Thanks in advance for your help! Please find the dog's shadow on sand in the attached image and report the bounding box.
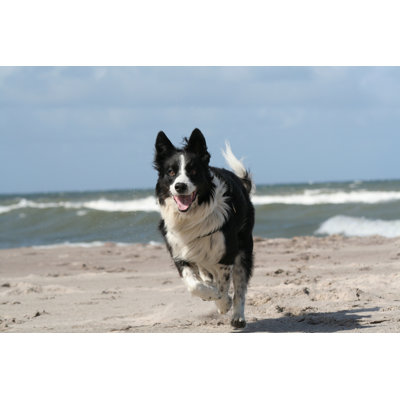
[239,307,380,333]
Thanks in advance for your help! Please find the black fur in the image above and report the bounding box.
[154,128,255,327]
[154,130,215,208]
[210,166,255,281]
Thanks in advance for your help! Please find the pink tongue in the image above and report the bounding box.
[174,194,193,211]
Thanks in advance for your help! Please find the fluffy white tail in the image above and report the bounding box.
[222,141,255,194]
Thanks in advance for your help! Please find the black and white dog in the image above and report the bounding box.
[154,128,255,328]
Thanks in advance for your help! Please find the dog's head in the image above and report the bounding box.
[154,128,212,212]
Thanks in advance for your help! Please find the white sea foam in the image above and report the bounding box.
[82,197,159,212]
[315,215,400,238]
[32,241,132,249]
[252,190,400,205]
[0,198,80,214]
[0,196,159,214]
[76,210,88,216]
[2,189,400,215]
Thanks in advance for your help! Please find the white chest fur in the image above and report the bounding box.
[166,229,226,268]
[160,176,230,272]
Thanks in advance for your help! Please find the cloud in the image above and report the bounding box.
[1,66,400,192]
[0,66,375,109]
[0,66,18,86]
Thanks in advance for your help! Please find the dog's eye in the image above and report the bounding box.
[168,169,176,177]
[190,169,197,176]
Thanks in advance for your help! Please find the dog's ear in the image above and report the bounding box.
[155,131,175,155]
[185,128,211,164]
[154,131,175,171]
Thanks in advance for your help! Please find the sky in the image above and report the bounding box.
[1,66,400,194]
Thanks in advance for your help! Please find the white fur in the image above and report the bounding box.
[222,141,256,194]
[160,175,231,302]
[161,175,230,244]
[181,266,222,300]
[157,136,252,326]
[169,154,196,196]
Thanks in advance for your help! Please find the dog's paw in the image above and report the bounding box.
[216,295,232,314]
[191,285,221,301]
[231,317,246,329]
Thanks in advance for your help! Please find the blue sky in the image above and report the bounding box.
[1,66,400,194]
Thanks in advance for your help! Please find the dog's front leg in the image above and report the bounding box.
[181,266,222,301]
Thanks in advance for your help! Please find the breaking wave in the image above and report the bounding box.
[252,190,400,205]
[0,196,159,214]
[315,215,400,238]
[2,189,400,215]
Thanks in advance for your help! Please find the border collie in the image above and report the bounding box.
[154,128,255,328]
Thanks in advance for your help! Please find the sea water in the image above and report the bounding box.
[1,179,400,249]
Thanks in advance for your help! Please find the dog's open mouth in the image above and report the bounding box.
[173,191,197,212]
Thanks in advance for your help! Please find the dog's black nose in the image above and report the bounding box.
[175,182,188,194]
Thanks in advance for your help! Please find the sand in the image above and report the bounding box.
[1,235,400,332]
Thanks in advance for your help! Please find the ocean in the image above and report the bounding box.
[1,179,400,249]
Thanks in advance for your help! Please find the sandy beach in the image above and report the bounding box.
[1,235,400,333]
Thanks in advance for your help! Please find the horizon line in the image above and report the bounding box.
[2,177,400,197]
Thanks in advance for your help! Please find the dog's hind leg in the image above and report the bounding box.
[214,265,232,314]
[181,266,222,301]
[231,250,253,328]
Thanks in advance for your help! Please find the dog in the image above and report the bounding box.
[153,128,255,328]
